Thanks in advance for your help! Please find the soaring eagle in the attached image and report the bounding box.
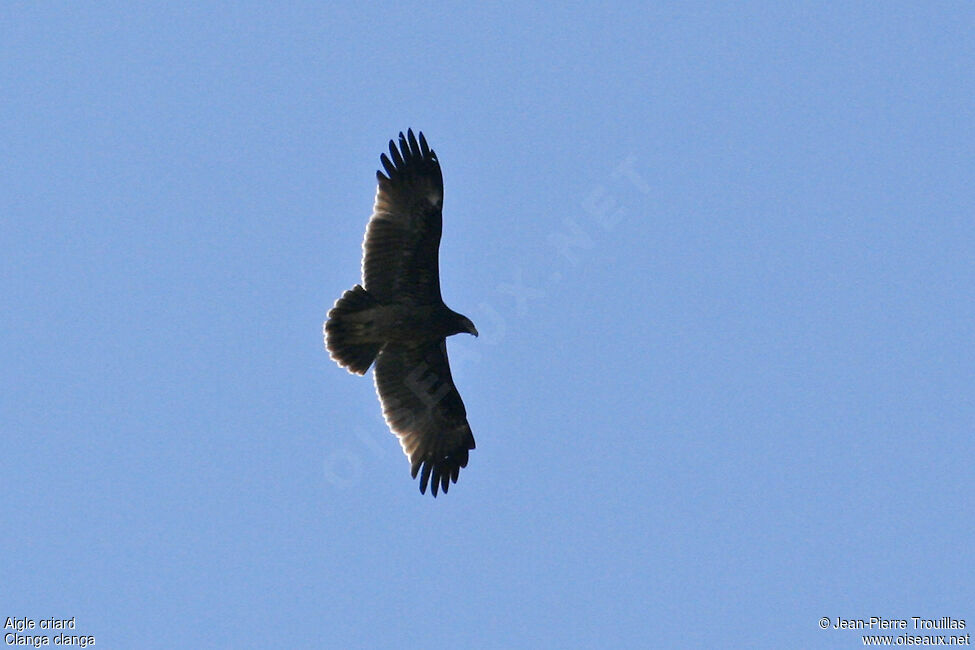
[324,130,478,497]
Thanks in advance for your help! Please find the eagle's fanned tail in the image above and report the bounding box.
[324,284,383,375]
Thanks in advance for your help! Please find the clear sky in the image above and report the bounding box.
[2,3,973,648]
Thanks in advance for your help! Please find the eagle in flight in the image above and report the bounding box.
[324,130,478,497]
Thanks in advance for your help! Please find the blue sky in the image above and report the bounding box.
[2,2,973,648]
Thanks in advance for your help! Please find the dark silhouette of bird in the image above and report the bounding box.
[324,130,478,497]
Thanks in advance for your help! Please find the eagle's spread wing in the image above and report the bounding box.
[362,130,444,304]
[373,340,475,496]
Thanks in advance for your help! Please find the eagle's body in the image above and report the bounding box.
[324,130,477,497]
[337,301,469,345]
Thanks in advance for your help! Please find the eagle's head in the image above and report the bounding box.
[452,312,478,338]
